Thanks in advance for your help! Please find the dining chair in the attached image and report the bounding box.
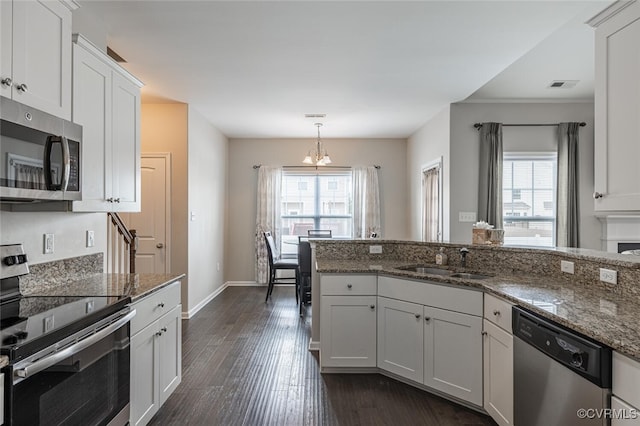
[308,229,332,238]
[297,240,312,317]
[264,231,299,302]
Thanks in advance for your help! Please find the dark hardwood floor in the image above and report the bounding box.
[149,286,496,426]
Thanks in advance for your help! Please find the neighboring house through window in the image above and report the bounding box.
[503,153,557,247]
[280,172,353,256]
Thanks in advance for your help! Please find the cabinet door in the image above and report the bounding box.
[483,319,514,426]
[71,42,111,211]
[131,322,160,426]
[0,1,12,100]
[320,295,377,368]
[423,305,482,406]
[611,396,640,426]
[158,305,182,405]
[377,297,423,383]
[11,0,71,119]
[594,2,640,211]
[111,70,141,211]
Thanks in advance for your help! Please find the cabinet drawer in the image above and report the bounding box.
[131,281,181,335]
[613,351,640,410]
[611,396,640,426]
[321,274,377,296]
[378,276,482,316]
[484,293,513,332]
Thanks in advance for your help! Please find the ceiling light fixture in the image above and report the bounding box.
[303,123,332,166]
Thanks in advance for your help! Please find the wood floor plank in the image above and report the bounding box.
[148,286,496,426]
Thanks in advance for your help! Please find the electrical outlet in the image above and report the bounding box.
[44,233,54,254]
[369,245,383,254]
[217,262,220,272]
[86,300,94,313]
[43,315,55,332]
[560,260,574,274]
[86,230,95,248]
[599,268,617,284]
[459,212,477,223]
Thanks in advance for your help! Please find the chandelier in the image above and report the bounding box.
[303,123,332,166]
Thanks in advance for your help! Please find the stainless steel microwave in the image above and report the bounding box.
[0,97,82,202]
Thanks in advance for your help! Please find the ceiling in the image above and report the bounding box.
[77,1,613,139]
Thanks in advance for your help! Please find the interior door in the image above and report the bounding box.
[122,154,171,274]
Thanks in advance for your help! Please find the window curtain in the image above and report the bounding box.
[353,166,381,238]
[477,122,503,228]
[422,166,440,242]
[255,166,282,284]
[556,122,580,247]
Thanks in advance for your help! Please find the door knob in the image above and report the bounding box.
[157,243,164,248]
[16,83,28,93]
[1,77,12,88]
[593,192,604,199]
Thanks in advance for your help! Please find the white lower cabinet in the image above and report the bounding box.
[612,351,640,426]
[320,295,377,367]
[377,297,424,383]
[320,274,377,368]
[424,305,482,406]
[483,319,513,426]
[130,281,182,426]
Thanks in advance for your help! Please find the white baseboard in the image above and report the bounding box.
[181,282,228,319]
[308,339,320,352]
[226,281,261,286]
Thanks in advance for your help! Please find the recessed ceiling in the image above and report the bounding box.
[77,1,613,138]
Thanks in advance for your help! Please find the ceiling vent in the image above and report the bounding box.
[107,47,127,63]
[548,80,578,89]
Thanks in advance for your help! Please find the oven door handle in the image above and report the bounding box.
[14,309,136,380]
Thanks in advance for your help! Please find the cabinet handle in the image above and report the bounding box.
[16,83,28,93]
[1,77,12,88]
[347,284,353,289]
[415,314,421,319]
[493,310,500,316]
[424,317,430,322]
[593,192,604,199]
[158,302,165,308]
[369,305,375,310]
[156,331,163,337]
[106,197,113,202]
[114,198,121,203]
[157,243,164,249]
[161,327,167,333]
[481,331,488,336]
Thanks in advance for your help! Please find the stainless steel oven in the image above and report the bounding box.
[0,97,82,202]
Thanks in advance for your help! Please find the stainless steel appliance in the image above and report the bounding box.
[1,244,134,425]
[0,97,82,202]
[513,306,612,426]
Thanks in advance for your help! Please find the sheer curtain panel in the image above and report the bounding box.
[255,166,282,284]
[353,166,381,238]
[556,122,580,247]
[422,166,440,242]
[477,123,503,228]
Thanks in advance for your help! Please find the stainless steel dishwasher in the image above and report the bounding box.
[513,306,612,426]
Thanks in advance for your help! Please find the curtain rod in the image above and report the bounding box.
[473,122,586,130]
[253,164,381,169]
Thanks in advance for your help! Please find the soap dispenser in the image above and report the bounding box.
[435,247,448,266]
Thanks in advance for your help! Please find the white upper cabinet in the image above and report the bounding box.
[1,0,74,120]
[71,35,142,212]
[591,1,640,211]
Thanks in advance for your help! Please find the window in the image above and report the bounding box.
[280,172,353,256]
[503,153,557,247]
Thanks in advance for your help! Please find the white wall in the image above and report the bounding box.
[407,106,451,242]
[0,210,106,265]
[187,106,228,314]
[448,102,599,249]
[227,138,408,282]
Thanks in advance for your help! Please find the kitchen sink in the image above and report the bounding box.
[450,272,492,280]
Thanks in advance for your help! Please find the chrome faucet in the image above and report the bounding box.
[459,247,469,267]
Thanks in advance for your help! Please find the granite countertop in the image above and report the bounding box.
[317,259,640,361]
[21,273,185,302]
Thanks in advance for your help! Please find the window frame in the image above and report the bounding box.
[502,152,558,247]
